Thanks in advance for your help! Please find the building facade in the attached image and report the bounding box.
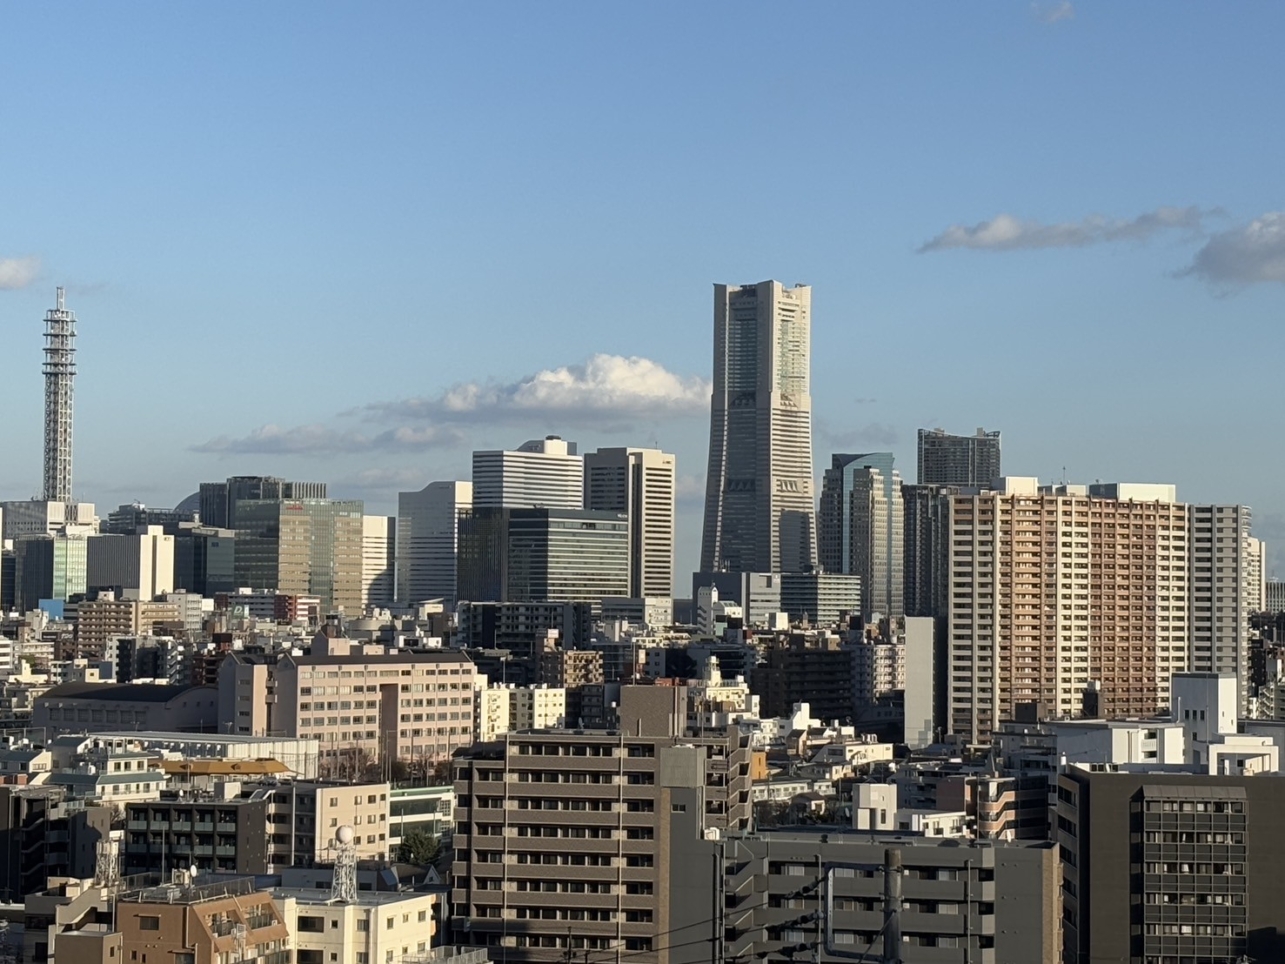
[232,499,365,613]
[472,437,583,509]
[947,480,1190,741]
[584,447,676,598]
[359,515,396,610]
[395,480,472,606]
[450,727,751,962]
[701,280,816,575]
[917,427,1001,486]
[1058,767,1285,964]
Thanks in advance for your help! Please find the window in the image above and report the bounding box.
[356,920,369,932]
[417,911,427,923]
[138,917,160,931]
[387,917,395,930]
[298,916,325,933]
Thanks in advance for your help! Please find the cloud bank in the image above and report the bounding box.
[194,354,709,456]
[0,256,40,290]
[359,353,710,423]
[1180,212,1285,286]
[919,206,1214,253]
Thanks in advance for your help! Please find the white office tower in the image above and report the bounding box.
[472,436,583,509]
[359,515,396,610]
[396,481,472,606]
[42,288,77,504]
[701,281,816,573]
[86,526,175,598]
[1187,505,1257,712]
[583,447,676,598]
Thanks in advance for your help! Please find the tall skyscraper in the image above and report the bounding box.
[583,446,676,598]
[472,437,583,509]
[42,287,77,503]
[902,483,955,618]
[396,481,472,606]
[700,280,816,574]
[817,453,902,619]
[917,427,1002,486]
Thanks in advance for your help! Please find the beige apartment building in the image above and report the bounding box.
[272,638,476,766]
[76,595,182,657]
[947,480,1190,741]
[451,726,752,963]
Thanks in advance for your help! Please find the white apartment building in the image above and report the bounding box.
[273,888,438,964]
[473,682,567,740]
[360,515,396,610]
[472,436,583,509]
[396,480,472,606]
[584,447,676,598]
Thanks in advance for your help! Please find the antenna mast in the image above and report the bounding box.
[42,286,77,503]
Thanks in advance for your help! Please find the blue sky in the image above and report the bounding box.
[3,1,1284,584]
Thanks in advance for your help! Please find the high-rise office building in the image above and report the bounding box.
[42,288,77,504]
[232,499,364,613]
[172,523,237,597]
[947,480,1190,742]
[472,437,583,509]
[1187,504,1256,710]
[458,508,629,604]
[198,476,328,529]
[396,480,472,606]
[359,515,396,610]
[583,446,676,597]
[917,427,1001,486]
[11,529,90,611]
[0,499,96,541]
[700,280,816,574]
[86,526,176,599]
[818,455,902,619]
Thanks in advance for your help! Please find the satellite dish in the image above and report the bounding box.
[336,825,354,845]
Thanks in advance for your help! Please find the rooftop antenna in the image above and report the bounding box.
[330,825,357,903]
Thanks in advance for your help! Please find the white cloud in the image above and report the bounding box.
[195,354,708,457]
[191,423,463,456]
[361,354,710,423]
[1032,1,1074,24]
[919,206,1215,253]
[0,256,40,290]
[1180,212,1285,286]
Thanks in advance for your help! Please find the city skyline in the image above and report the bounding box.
[2,3,1284,583]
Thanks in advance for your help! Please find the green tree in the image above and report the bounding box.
[396,828,440,866]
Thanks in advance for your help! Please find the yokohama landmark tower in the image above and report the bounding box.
[700,280,817,574]
[42,287,77,503]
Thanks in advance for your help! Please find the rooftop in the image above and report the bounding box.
[270,886,435,906]
[38,682,209,703]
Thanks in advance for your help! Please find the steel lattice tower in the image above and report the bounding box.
[42,286,77,503]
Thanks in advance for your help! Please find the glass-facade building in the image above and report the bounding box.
[232,499,364,613]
